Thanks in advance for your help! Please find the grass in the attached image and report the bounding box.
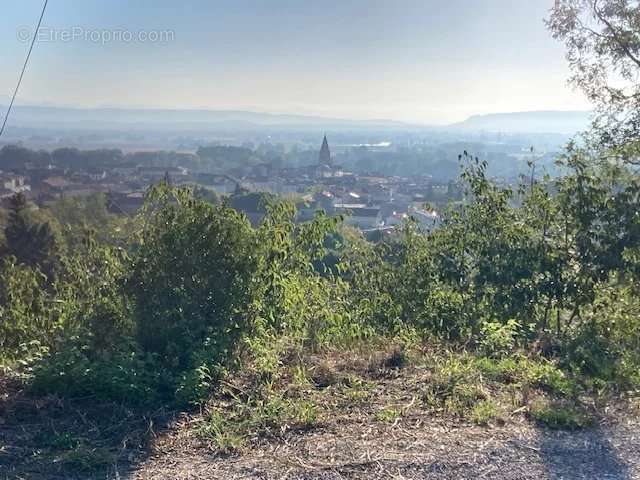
[422,353,488,417]
[375,406,402,423]
[54,446,115,473]
[198,390,319,452]
[529,400,593,430]
[470,399,501,425]
[195,346,605,453]
[0,340,623,479]
[202,345,587,450]
[474,355,577,396]
[417,351,589,426]
[341,378,373,405]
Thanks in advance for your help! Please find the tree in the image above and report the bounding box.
[547,0,640,156]
[1,193,59,278]
[128,185,259,368]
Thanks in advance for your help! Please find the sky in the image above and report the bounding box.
[0,0,591,124]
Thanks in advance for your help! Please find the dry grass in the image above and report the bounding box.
[2,347,640,479]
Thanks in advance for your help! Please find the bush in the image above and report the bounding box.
[565,279,640,390]
[129,186,258,369]
[0,258,53,352]
[31,341,166,406]
[478,319,520,357]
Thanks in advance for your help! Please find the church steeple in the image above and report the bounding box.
[319,134,332,166]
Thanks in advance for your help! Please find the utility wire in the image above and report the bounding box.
[0,0,49,140]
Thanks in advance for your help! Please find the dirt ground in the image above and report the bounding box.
[123,413,640,480]
[2,368,640,480]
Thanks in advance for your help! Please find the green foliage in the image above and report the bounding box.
[479,319,520,357]
[129,185,258,368]
[1,149,639,419]
[31,341,164,405]
[470,399,500,426]
[2,193,61,278]
[565,277,640,390]
[529,400,592,430]
[48,193,130,248]
[199,390,318,452]
[423,353,488,417]
[548,0,640,152]
[375,406,402,423]
[0,258,53,351]
[474,355,575,396]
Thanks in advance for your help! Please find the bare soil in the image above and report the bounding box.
[130,415,640,480]
[2,363,640,480]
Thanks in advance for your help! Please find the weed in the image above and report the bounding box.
[198,391,318,451]
[310,360,339,388]
[382,346,408,369]
[55,446,114,473]
[423,353,487,416]
[475,355,577,396]
[342,379,372,405]
[199,410,247,453]
[470,399,500,425]
[529,400,592,430]
[479,319,520,357]
[375,406,402,423]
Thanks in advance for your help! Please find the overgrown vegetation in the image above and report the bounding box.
[3,5,640,475]
[1,145,639,427]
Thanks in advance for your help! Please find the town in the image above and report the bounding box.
[0,135,470,233]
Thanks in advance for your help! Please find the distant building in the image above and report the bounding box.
[319,134,332,167]
[0,173,30,198]
[107,191,146,214]
[195,173,238,195]
[39,176,73,198]
[334,203,383,230]
[138,166,188,183]
[410,206,441,232]
[315,135,344,178]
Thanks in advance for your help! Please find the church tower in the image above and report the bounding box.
[318,134,332,166]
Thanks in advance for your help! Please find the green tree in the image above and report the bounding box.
[547,0,640,155]
[128,185,259,368]
[1,193,60,278]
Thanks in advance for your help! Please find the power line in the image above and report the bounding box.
[0,0,49,140]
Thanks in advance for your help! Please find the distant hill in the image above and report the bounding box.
[0,105,412,132]
[450,111,592,134]
[0,105,593,137]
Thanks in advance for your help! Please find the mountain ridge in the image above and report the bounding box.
[449,110,592,134]
[0,104,593,134]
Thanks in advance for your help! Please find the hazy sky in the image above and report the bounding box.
[0,0,590,124]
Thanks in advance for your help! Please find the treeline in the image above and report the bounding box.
[0,145,200,171]
[1,145,639,406]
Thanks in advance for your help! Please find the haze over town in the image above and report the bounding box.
[1,0,590,124]
[0,1,595,234]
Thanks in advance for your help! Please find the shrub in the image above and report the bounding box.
[565,279,640,390]
[31,340,165,405]
[129,186,258,369]
[478,319,520,357]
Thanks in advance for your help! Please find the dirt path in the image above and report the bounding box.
[123,416,640,480]
[3,360,640,480]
